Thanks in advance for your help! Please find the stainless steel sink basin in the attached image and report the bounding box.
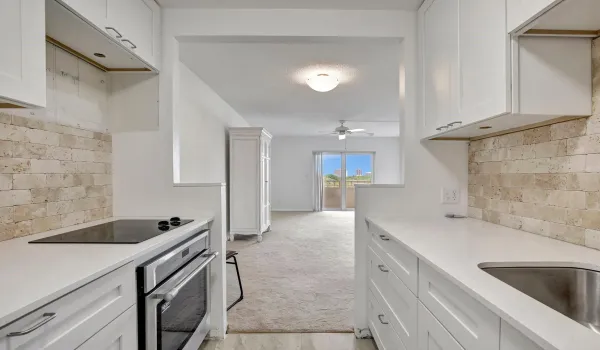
[481,265,600,333]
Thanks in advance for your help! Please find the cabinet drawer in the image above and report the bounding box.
[418,263,500,350]
[418,302,464,350]
[368,291,407,350]
[370,226,418,294]
[368,249,418,350]
[77,306,137,350]
[0,263,135,350]
[500,320,542,350]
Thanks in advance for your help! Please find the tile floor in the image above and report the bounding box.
[199,333,377,350]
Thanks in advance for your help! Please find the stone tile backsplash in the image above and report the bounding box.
[468,38,600,250]
[0,112,112,242]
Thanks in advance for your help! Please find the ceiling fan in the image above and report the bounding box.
[323,120,373,140]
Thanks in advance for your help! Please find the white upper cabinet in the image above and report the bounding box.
[0,0,46,108]
[459,0,509,126]
[507,0,560,33]
[420,0,460,135]
[106,0,159,68]
[419,0,592,140]
[48,0,161,71]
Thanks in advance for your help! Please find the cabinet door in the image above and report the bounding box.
[0,0,46,108]
[107,0,158,66]
[418,303,464,350]
[459,0,510,125]
[500,321,542,350]
[506,0,560,33]
[61,0,108,29]
[421,0,460,135]
[77,306,137,350]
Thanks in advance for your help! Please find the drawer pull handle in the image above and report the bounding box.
[7,313,56,337]
[379,235,390,241]
[105,27,123,38]
[121,39,137,49]
[377,314,389,325]
[378,265,389,272]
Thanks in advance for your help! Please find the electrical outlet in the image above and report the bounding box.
[441,188,460,204]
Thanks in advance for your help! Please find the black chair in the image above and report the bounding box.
[226,250,244,311]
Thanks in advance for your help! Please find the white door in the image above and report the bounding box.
[107,0,156,65]
[0,0,46,108]
[421,0,460,134]
[500,321,543,350]
[418,303,464,350]
[459,0,510,125]
[77,307,137,350]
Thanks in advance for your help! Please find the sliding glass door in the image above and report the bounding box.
[318,152,374,211]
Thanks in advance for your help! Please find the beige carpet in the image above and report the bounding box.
[226,211,354,333]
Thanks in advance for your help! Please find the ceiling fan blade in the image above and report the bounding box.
[348,128,366,132]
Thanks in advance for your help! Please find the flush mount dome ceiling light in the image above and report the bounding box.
[306,73,339,92]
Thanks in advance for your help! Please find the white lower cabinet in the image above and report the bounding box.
[418,302,464,350]
[418,263,500,350]
[368,291,408,350]
[500,321,543,350]
[77,306,137,350]
[0,263,135,350]
[367,224,545,350]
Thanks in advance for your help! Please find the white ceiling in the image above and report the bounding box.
[157,0,424,10]
[179,37,402,137]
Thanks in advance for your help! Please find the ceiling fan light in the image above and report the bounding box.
[338,134,346,140]
[306,73,339,92]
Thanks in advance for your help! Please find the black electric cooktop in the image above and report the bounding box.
[29,218,193,244]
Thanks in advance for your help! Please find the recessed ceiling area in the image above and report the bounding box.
[157,0,424,10]
[179,37,402,137]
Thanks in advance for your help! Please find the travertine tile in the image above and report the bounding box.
[566,173,600,191]
[566,134,600,155]
[547,222,585,244]
[468,207,483,219]
[546,190,587,209]
[61,211,85,227]
[31,216,61,234]
[0,124,27,142]
[0,158,31,173]
[586,154,600,172]
[57,186,86,201]
[24,128,60,146]
[0,190,31,207]
[534,140,567,158]
[550,118,587,140]
[13,203,47,222]
[30,188,60,204]
[0,174,11,190]
[0,221,32,240]
[0,112,111,242]
[582,210,600,230]
[535,174,567,190]
[524,126,551,145]
[29,159,62,174]
[47,201,75,216]
[0,141,13,157]
[587,192,600,210]
[585,229,600,249]
[13,174,46,189]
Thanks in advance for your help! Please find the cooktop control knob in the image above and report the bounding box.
[158,225,170,231]
[158,220,169,226]
[170,217,181,222]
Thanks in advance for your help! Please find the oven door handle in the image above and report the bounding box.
[152,251,218,302]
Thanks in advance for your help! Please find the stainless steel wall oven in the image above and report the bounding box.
[137,228,217,350]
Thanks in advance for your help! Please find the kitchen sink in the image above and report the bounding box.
[481,265,600,334]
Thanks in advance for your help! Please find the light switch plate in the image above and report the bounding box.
[441,188,460,204]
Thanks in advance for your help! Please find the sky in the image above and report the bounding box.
[323,154,372,176]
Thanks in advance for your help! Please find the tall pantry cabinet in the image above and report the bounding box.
[229,128,272,243]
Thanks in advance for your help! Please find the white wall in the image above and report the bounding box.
[174,61,248,184]
[271,136,401,211]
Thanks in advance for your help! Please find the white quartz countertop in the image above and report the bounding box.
[366,216,600,350]
[0,215,214,329]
